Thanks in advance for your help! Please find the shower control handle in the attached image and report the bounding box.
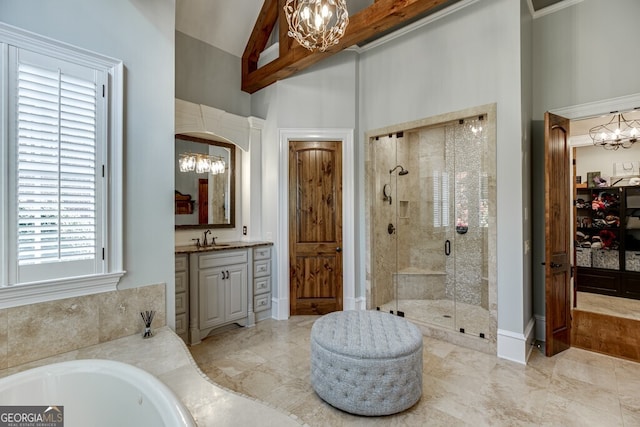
[445,240,451,256]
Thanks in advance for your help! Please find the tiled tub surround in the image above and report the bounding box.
[0,283,165,370]
[0,327,302,427]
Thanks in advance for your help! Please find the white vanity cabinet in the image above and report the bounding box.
[174,254,189,342]
[189,249,248,344]
[180,243,273,345]
[253,246,272,321]
[198,261,248,330]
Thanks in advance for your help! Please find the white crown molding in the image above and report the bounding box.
[528,0,584,19]
[551,92,640,120]
[355,0,480,54]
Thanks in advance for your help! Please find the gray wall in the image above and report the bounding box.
[0,0,177,324]
[252,51,359,303]
[531,0,640,330]
[176,31,251,117]
[532,0,640,120]
[358,0,527,336]
[520,0,534,328]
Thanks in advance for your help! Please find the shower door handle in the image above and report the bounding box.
[445,240,451,256]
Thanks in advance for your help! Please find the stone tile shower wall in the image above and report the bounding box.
[445,119,489,309]
[371,135,397,309]
[369,117,492,313]
[366,105,497,354]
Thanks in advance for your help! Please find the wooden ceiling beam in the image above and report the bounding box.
[242,0,279,76]
[242,0,453,94]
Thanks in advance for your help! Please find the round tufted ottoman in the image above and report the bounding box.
[310,310,423,416]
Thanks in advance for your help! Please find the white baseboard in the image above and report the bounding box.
[271,296,365,319]
[497,317,536,365]
[352,296,366,311]
[272,297,289,320]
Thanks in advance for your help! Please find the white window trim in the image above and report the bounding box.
[0,22,124,309]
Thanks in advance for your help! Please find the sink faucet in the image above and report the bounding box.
[203,229,211,246]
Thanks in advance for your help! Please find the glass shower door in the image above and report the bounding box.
[370,116,490,339]
[451,117,490,338]
[371,134,399,315]
[395,127,450,327]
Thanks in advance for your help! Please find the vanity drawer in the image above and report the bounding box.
[254,294,271,313]
[254,260,271,277]
[254,247,271,260]
[175,312,188,335]
[199,250,248,269]
[175,270,188,293]
[175,254,188,272]
[254,277,271,295]
[175,291,187,314]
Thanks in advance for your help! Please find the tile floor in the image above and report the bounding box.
[189,315,640,427]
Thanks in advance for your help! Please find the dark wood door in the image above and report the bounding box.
[544,112,572,356]
[289,140,343,315]
[198,179,208,225]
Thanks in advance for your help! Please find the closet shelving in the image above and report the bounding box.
[575,186,640,300]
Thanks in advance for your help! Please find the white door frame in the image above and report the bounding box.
[535,92,640,340]
[550,93,640,122]
[274,128,356,319]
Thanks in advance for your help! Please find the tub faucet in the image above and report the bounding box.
[203,229,211,246]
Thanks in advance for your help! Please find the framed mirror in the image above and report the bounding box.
[175,134,235,229]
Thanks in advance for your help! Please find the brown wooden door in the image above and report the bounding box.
[198,179,208,224]
[544,112,572,356]
[289,140,343,315]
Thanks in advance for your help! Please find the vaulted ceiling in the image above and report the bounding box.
[175,0,579,94]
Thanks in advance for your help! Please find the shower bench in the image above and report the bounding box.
[310,310,423,416]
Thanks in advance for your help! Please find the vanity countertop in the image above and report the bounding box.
[175,241,273,254]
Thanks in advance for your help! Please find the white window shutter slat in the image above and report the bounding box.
[17,61,97,266]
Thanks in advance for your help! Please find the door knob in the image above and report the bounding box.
[550,262,562,268]
[336,247,342,253]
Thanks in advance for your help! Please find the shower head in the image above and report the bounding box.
[389,165,409,176]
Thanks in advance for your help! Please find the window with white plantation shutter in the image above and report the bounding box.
[17,63,97,267]
[11,50,104,285]
[1,22,124,308]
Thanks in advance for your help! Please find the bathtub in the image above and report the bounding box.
[0,359,196,427]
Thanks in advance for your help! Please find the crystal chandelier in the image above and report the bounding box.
[589,113,640,150]
[283,0,349,52]
[178,153,226,175]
